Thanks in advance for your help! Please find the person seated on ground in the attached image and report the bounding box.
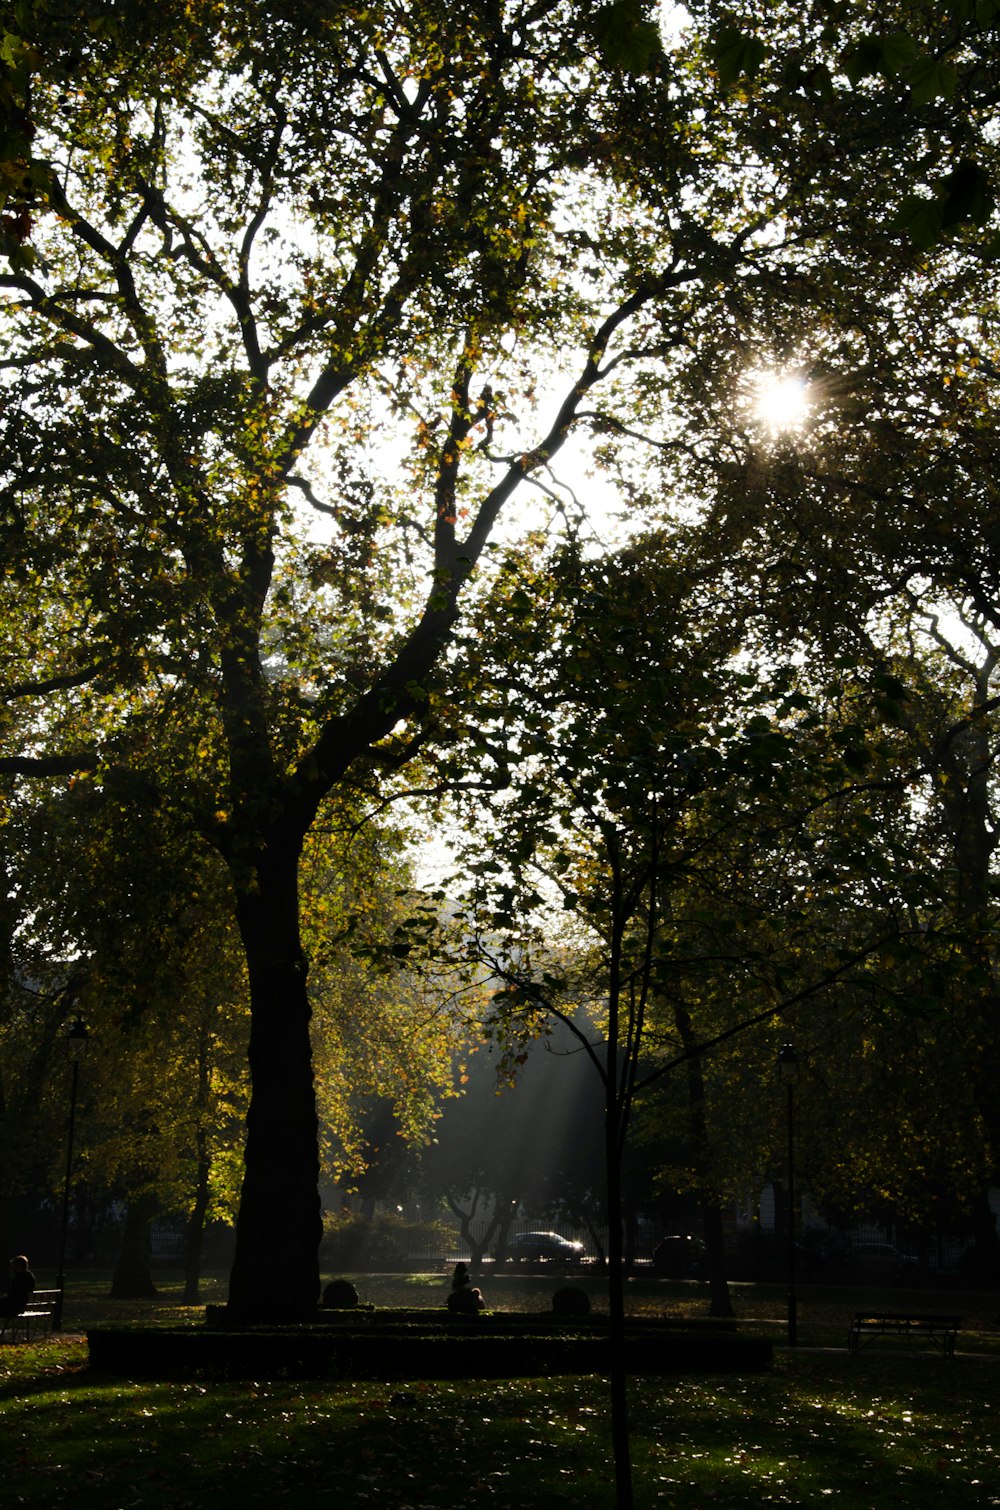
[0,1255,35,1318]
[447,1261,485,1314]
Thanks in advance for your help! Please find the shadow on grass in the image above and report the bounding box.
[630,1352,1000,1506]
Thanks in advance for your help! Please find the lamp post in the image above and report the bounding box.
[54,1017,89,1330]
[776,1042,800,1347]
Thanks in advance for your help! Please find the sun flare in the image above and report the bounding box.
[752,371,811,432]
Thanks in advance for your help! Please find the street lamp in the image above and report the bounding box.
[776,1042,800,1347]
[54,1017,90,1330]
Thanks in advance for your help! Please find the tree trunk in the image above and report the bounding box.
[582,1214,607,1269]
[491,1200,518,1269]
[968,1189,1000,1284]
[0,1065,10,1263]
[183,1009,218,1305]
[110,1191,159,1298]
[0,868,16,1265]
[623,1193,637,1274]
[183,1129,211,1304]
[605,1091,633,1510]
[700,1199,735,1319]
[675,998,735,1318]
[227,841,322,1322]
[0,1194,10,1272]
[446,1189,505,1273]
[933,681,1000,1214]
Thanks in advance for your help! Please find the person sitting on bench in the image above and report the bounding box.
[0,1255,35,1319]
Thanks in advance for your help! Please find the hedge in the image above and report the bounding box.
[204,1305,740,1332]
[87,1316,770,1380]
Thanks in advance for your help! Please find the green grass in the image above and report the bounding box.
[3,1272,999,1507]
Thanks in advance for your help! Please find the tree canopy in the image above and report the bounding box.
[2,0,999,1355]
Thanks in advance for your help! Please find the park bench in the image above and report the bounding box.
[847,1311,960,1357]
[0,1289,60,1343]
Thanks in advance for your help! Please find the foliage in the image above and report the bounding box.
[591,0,1000,1243]
[0,3,211,260]
[3,0,999,1334]
[1,770,463,1259]
[1,778,248,1226]
[2,0,814,1320]
[692,0,1000,247]
[447,533,951,1227]
[320,1208,453,1269]
[647,115,1000,1225]
[302,804,472,1187]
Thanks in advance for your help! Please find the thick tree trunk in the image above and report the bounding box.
[700,1199,735,1319]
[110,1191,159,1298]
[940,714,1000,1238]
[227,842,322,1322]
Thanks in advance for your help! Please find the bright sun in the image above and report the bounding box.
[753,371,811,432]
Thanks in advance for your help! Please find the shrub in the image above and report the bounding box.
[322,1279,359,1308]
[552,1286,591,1316]
[320,1211,453,1269]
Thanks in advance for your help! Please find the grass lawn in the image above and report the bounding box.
[2,1271,998,1507]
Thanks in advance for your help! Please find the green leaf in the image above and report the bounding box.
[879,33,919,76]
[709,26,766,88]
[908,56,958,105]
[892,193,944,250]
[939,158,995,229]
[593,2,661,74]
[841,37,882,84]
[0,33,21,69]
[873,673,908,700]
[842,746,871,773]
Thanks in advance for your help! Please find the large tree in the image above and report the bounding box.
[1,0,788,1321]
[3,0,983,1332]
[3,764,463,1294]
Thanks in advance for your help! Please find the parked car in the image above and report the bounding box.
[506,1231,585,1264]
[651,1234,706,1279]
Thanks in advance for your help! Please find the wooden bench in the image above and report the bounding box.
[0,1289,60,1343]
[848,1312,960,1357]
